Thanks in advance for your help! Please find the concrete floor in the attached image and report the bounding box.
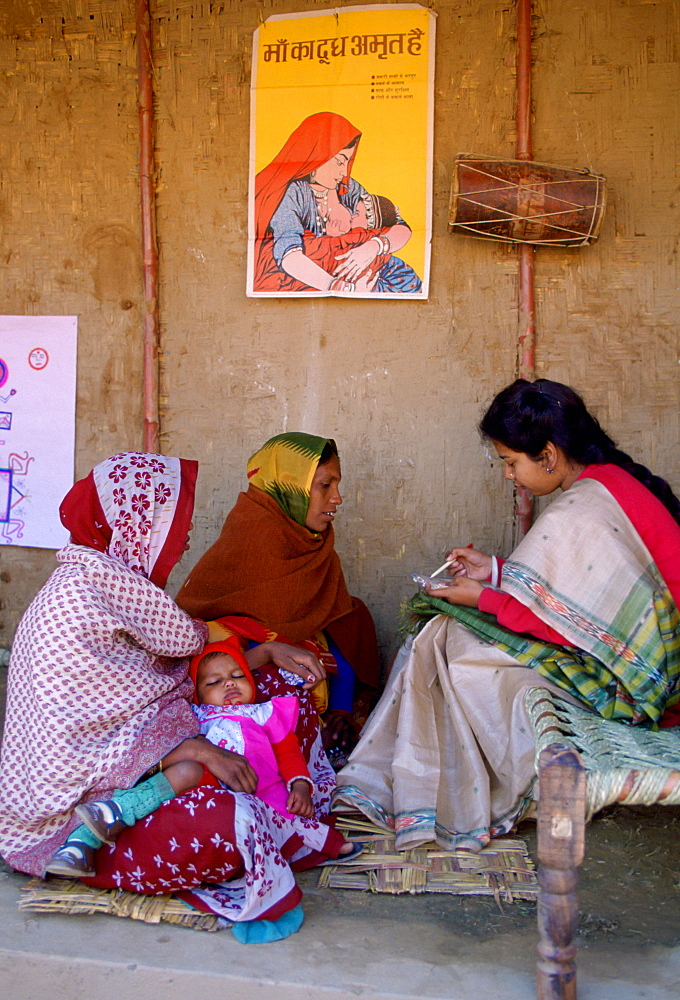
[1,665,679,1000]
[1,851,679,1000]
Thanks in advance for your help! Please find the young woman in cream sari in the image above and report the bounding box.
[334,379,680,852]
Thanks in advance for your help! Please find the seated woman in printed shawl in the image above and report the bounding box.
[0,453,346,938]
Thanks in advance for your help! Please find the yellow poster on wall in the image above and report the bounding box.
[247,4,436,299]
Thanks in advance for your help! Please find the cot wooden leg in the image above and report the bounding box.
[536,745,586,1000]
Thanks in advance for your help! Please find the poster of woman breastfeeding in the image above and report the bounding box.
[247,5,436,299]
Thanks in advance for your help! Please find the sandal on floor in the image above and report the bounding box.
[317,842,366,866]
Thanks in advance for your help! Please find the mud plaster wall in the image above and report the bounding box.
[1,0,678,667]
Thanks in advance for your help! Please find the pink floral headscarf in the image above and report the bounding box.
[59,452,198,588]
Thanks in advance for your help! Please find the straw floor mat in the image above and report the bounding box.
[19,877,222,931]
[319,813,538,907]
[18,815,537,929]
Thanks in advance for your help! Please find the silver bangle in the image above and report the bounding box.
[287,776,315,793]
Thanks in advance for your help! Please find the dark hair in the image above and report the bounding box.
[372,194,399,229]
[480,378,680,523]
[304,135,361,182]
[319,440,339,466]
[198,650,231,668]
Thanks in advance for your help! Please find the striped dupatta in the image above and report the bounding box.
[408,478,680,726]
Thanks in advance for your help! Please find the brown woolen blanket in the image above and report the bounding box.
[176,485,379,687]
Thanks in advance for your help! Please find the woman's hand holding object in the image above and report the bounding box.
[425,576,484,608]
[446,547,493,582]
[333,241,379,281]
[207,747,258,793]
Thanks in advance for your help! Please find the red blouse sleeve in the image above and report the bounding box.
[271,731,311,787]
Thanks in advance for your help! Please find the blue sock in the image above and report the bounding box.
[231,904,304,944]
[112,772,175,825]
[66,824,101,849]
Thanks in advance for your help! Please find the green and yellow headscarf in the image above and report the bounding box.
[247,432,336,527]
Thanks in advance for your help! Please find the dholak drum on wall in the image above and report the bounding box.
[448,155,606,246]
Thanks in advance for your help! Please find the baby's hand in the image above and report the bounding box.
[287,780,314,818]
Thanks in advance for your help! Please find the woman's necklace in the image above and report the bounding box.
[311,185,329,220]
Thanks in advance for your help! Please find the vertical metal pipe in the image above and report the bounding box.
[136,0,160,454]
[518,245,536,379]
[516,0,533,161]
[516,0,535,379]
[515,0,536,539]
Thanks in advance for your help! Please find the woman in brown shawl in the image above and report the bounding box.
[176,433,380,761]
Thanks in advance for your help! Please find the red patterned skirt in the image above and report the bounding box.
[81,666,341,921]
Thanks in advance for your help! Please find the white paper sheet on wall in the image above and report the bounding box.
[0,315,77,550]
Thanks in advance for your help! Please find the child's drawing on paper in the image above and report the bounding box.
[0,316,77,550]
[253,112,422,295]
[0,450,34,544]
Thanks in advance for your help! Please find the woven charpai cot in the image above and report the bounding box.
[526,687,680,820]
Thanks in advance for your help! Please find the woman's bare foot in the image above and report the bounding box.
[338,840,357,856]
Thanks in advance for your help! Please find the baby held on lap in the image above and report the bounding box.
[52,641,360,878]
